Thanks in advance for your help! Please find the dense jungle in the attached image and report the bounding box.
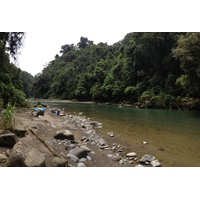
[1,32,200,110]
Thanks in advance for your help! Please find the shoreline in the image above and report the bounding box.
[0,106,163,167]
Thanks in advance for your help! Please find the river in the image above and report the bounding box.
[47,102,200,166]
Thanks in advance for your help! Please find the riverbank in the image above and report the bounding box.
[0,106,163,167]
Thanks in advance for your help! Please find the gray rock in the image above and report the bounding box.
[135,164,144,167]
[98,138,107,146]
[77,162,86,167]
[118,147,124,152]
[107,132,114,137]
[142,141,148,145]
[0,133,19,147]
[128,157,135,160]
[52,157,67,167]
[119,159,124,165]
[126,152,137,157]
[111,146,116,151]
[65,144,76,151]
[86,155,92,161]
[90,121,102,126]
[7,141,45,167]
[79,158,87,162]
[54,130,74,141]
[69,147,90,159]
[151,159,161,167]
[111,155,122,162]
[66,154,79,162]
[0,153,8,163]
[140,154,156,163]
[79,146,91,152]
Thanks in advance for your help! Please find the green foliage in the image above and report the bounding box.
[0,102,16,131]
[31,32,200,110]
[0,32,27,107]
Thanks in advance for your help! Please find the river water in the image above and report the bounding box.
[48,102,200,166]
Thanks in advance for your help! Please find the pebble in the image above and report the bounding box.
[126,152,137,157]
[119,159,124,165]
[77,162,86,167]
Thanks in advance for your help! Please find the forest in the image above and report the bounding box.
[1,32,200,110]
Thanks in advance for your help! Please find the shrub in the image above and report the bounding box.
[0,102,16,132]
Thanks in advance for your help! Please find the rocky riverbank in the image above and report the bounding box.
[0,106,161,167]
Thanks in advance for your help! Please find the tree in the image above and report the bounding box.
[173,33,200,97]
[0,32,26,106]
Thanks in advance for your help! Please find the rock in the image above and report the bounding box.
[126,152,137,157]
[151,159,161,167]
[142,141,148,145]
[52,157,67,167]
[111,155,122,162]
[135,164,144,167]
[11,128,27,138]
[128,157,135,160]
[79,158,87,162]
[77,162,86,167]
[66,154,79,162]
[80,136,87,141]
[79,146,91,152]
[69,147,90,159]
[90,121,103,126]
[54,130,74,141]
[107,132,114,137]
[86,155,92,161]
[111,146,116,151]
[6,149,10,157]
[119,159,124,165]
[118,147,124,152]
[99,145,105,149]
[7,141,45,167]
[0,153,8,163]
[65,144,76,151]
[140,154,156,163]
[0,133,19,147]
[128,161,134,164]
[98,138,107,146]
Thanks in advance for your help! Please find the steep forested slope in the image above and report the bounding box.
[32,32,200,110]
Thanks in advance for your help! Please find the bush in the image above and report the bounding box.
[0,102,16,132]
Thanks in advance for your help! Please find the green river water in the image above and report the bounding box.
[48,102,200,167]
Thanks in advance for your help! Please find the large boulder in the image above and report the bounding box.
[0,132,19,147]
[54,130,74,141]
[7,141,46,167]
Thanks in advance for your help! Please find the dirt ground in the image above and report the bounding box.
[0,106,142,167]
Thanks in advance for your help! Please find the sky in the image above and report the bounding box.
[2,0,200,76]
